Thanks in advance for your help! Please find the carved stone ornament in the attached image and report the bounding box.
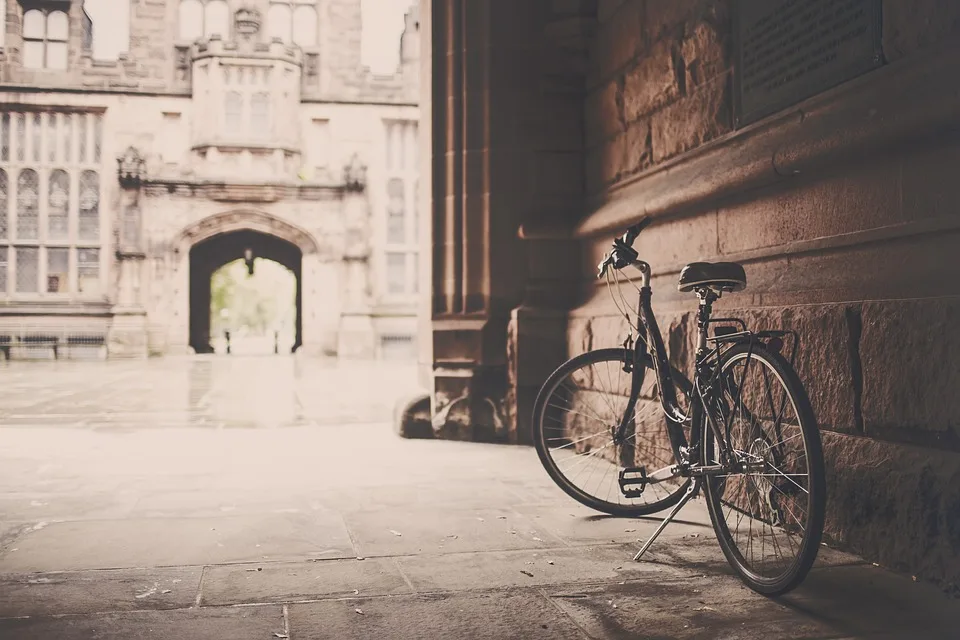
[342,154,368,193]
[235,7,262,38]
[117,146,146,188]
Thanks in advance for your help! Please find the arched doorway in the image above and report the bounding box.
[189,230,303,354]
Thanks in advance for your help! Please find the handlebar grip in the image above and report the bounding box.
[623,217,652,246]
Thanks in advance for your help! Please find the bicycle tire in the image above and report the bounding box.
[703,343,826,596]
[532,347,692,517]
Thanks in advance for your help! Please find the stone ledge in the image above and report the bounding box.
[573,39,960,239]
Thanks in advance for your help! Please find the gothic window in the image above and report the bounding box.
[268,0,317,46]
[382,119,419,297]
[22,9,68,70]
[78,170,99,242]
[179,0,203,41]
[15,247,38,293]
[251,92,271,136]
[224,91,243,134]
[386,252,406,295]
[47,169,69,241]
[386,178,405,244]
[204,0,229,38]
[0,111,103,298]
[16,169,38,240]
[46,246,68,293]
[266,3,291,43]
[0,169,7,240]
[292,5,318,46]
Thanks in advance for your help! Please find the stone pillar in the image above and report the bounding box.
[300,253,341,357]
[108,148,149,359]
[337,158,376,358]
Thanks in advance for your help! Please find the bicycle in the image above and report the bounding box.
[532,218,826,596]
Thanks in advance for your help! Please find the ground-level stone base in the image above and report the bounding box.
[107,310,149,359]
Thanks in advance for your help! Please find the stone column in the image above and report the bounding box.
[336,157,376,358]
[108,148,149,359]
[300,253,341,357]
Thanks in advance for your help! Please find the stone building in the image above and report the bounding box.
[0,0,420,358]
[416,1,960,591]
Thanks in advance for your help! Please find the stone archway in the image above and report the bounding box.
[178,212,322,354]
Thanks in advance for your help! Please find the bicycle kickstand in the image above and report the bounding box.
[633,480,698,562]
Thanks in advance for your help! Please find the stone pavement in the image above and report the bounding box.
[0,356,958,639]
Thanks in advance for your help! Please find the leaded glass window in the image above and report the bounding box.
[0,247,7,293]
[46,247,68,293]
[225,92,243,134]
[48,169,69,241]
[0,169,7,240]
[386,252,406,294]
[16,169,39,240]
[267,3,292,42]
[251,92,270,136]
[77,248,99,294]
[15,247,38,293]
[0,110,103,299]
[79,170,99,242]
[387,178,405,244]
[22,9,68,70]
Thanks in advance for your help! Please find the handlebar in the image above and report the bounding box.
[597,217,652,279]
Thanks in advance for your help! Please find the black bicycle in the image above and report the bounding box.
[532,218,826,596]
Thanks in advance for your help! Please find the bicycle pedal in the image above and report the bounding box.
[619,466,648,498]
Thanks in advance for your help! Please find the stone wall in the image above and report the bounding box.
[571,0,960,592]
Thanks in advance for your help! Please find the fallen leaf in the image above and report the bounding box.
[624,529,636,533]
[353,589,360,595]
[520,570,534,577]
[476,517,485,522]
[161,589,171,594]
[389,530,403,537]
[547,561,554,565]
[273,633,289,638]
[357,556,365,561]
[497,516,507,520]
[355,608,364,615]
[694,606,716,612]
[532,537,543,542]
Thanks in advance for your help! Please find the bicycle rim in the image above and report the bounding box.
[533,348,692,517]
[703,344,826,595]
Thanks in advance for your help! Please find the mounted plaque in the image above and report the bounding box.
[733,0,883,127]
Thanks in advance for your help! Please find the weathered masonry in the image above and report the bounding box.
[416,0,960,592]
[0,0,420,359]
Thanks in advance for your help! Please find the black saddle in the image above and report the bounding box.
[678,262,747,293]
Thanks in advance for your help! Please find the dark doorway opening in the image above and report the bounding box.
[189,230,303,354]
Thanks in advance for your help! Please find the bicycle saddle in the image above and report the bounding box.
[678,262,747,293]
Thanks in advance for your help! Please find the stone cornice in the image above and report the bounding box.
[141,179,353,201]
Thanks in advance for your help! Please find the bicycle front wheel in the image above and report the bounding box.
[703,343,826,596]
[532,348,692,517]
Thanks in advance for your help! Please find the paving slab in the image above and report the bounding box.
[201,557,412,606]
[0,566,202,617]
[0,513,356,572]
[287,590,587,640]
[341,506,566,556]
[395,543,690,592]
[0,605,286,640]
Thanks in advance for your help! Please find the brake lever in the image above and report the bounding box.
[597,254,612,279]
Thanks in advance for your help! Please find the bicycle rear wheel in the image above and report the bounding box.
[703,343,826,596]
[532,348,692,517]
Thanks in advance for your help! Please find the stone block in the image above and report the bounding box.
[681,18,730,89]
[598,133,626,188]
[651,72,731,163]
[881,0,960,62]
[822,430,960,593]
[584,80,624,147]
[644,0,730,46]
[901,141,960,222]
[622,38,680,121]
[717,160,903,256]
[587,0,643,85]
[623,118,653,175]
[729,304,859,435]
[859,298,960,440]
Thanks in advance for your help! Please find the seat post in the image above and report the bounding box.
[695,288,717,357]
